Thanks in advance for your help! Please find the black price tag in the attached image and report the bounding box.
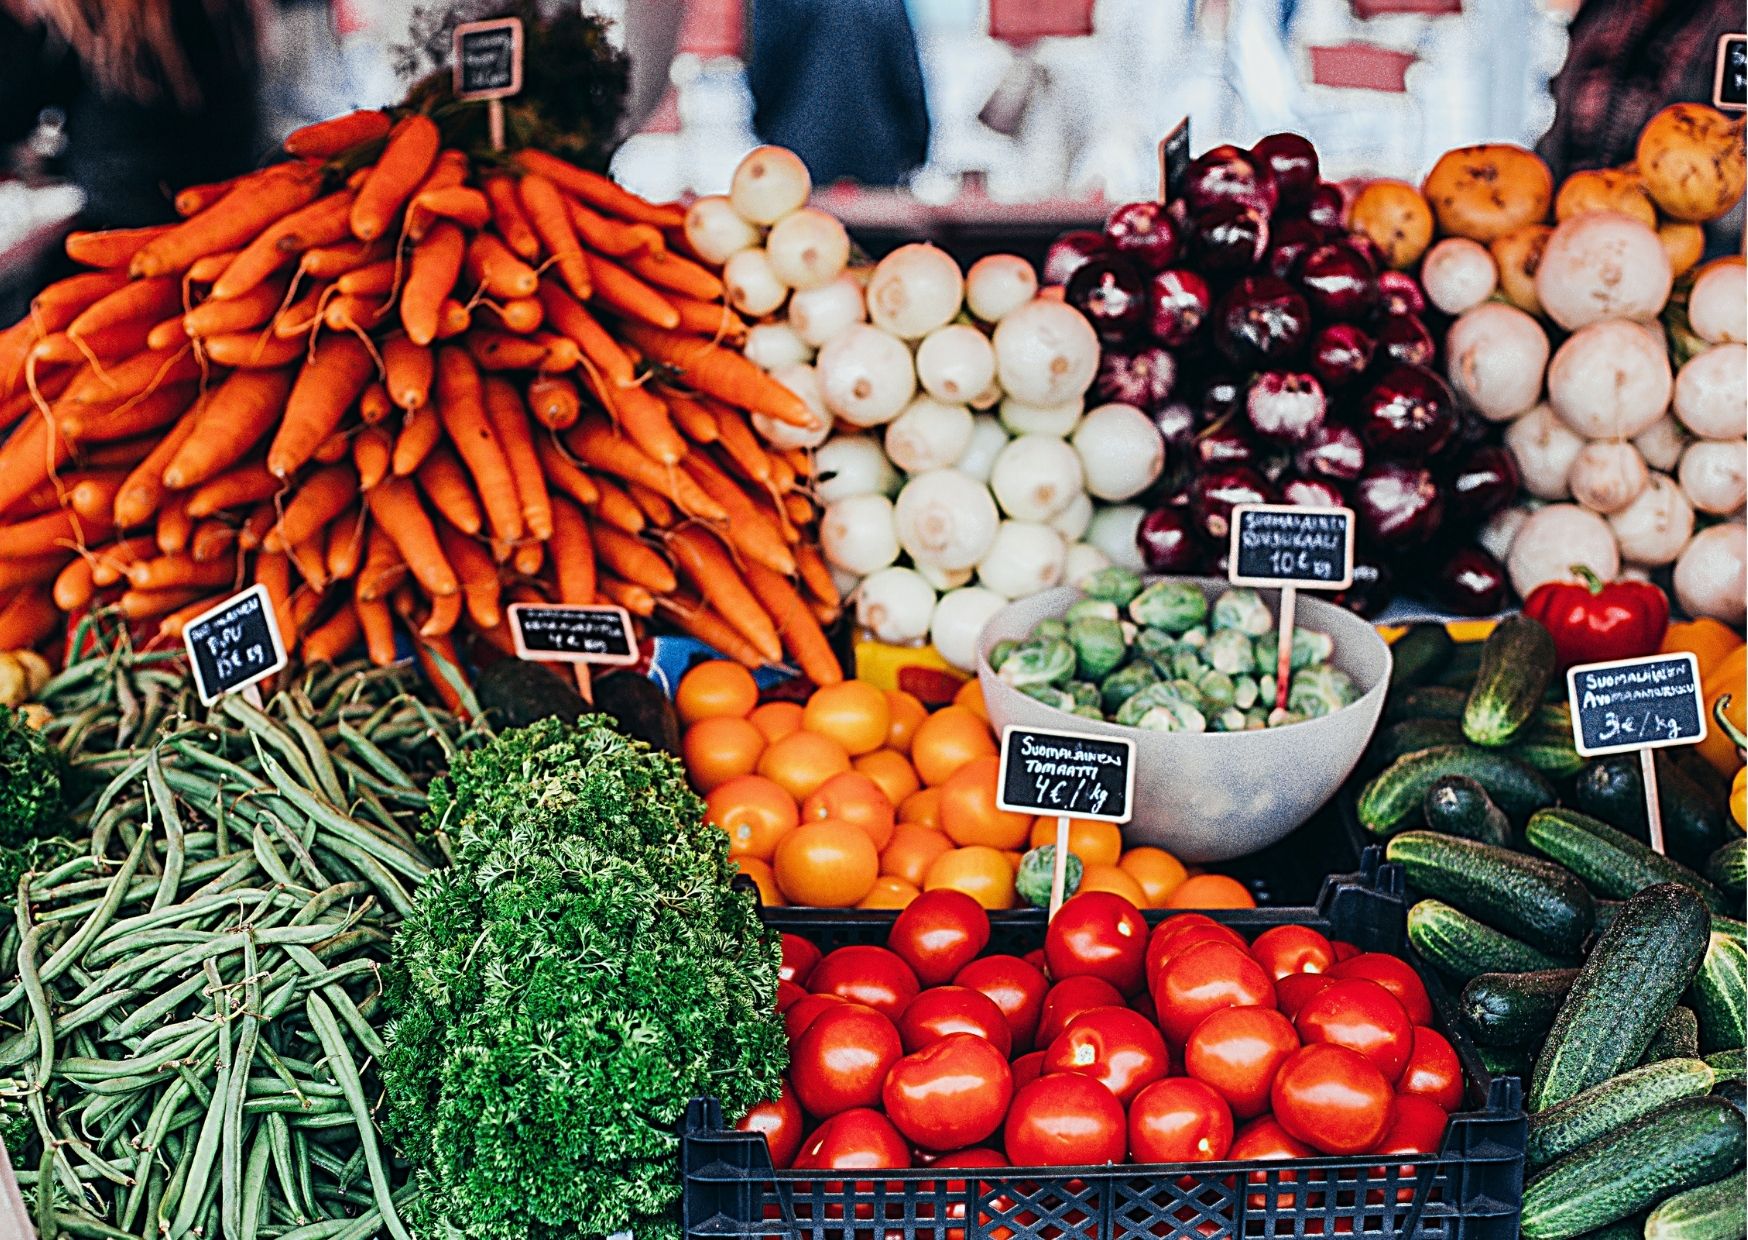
[1716,34,1747,111]
[996,725,1135,824]
[453,17,524,101]
[182,584,287,705]
[1567,653,1707,758]
[1228,504,1355,590]
[1158,118,1191,203]
[508,603,638,665]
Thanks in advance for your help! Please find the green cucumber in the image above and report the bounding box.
[1386,684,1469,724]
[1521,1097,1745,1239]
[1423,774,1514,847]
[1526,1057,1717,1169]
[1579,1221,1646,1240]
[1376,717,1465,764]
[1375,718,1582,779]
[1646,1169,1747,1240]
[1530,884,1713,1112]
[1572,754,1730,871]
[1436,641,1487,688]
[1388,830,1595,954]
[1360,745,1556,837]
[1477,1043,1532,1080]
[1510,729,1587,781]
[1690,930,1747,1053]
[1592,899,1625,940]
[1407,899,1571,981]
[1525,808,1728,913]
[1387,623,1454,695]
[1461,968,1580,1047]
[1706,839,1745,897]
[1642,1006,1703,1064]
[1463,615,1556,748]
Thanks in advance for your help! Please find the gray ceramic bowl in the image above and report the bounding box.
[975,578,1391,862]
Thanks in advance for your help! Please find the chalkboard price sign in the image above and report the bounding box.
[1228,503,1355,589]
[453,17,523,101]
[508,603,638,665]
[1158,118,1191,202]
[1716,34,1747,110]
[996,725,1136,824]
[182,584,287,705]
[1567,652,1707,758]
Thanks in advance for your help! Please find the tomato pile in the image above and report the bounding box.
[738,888,1465,1177]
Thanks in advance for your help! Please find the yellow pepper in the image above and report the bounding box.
[1733,765,1746,832]
[1697,644,1746,779]
[1662,617,1744,679]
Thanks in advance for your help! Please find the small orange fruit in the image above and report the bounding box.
[883,689,928,753]
[1119,847,1188,907]
[898,785,944,828]
[732,856,784,906]
[757,730,851,802]
[704,775,799,861]
[854,749,921,806]
[1028,817,1122,867]
[802,681,891,756]
[1003,849,1023,873]
[880,822,955,886]
[802,771,895,851]
[676,660,758,725]
[773,819,880,907]
[911,705,997,787]
[1166,873,1256,910]
[940,755,1031,850]
[954,678,989,721]
[1077,862,1148,906]
[858,875,920,909]
[923,845,1016,910]
[682,717,764,792]
[748,700,805,744]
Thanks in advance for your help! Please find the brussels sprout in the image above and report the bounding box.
[1069,616,1127,681]
[1116,681,1193,727]
[1136,627,1177,661]
[1212,588,1273,636]
[1253,631,1278,676]
[1268,707,1307,727]
[1033,619,1070,643]
[1119,620,1139,645]
[1196,668,1236,710]
[1232,675,1260,710]
[1100,662,1158,714]
[1068,680,1103,710]
[1137,698,1207,733]
[1072,705,1107,721]
[999,638,1076,688]
[1258,673,1277,704]
[1020,683,1076,711]
[1212,707,1248,732]
[1081,566,1144,606]
[1245,707,1270,729]
[1066,598,1121,624]
[1128,581,1208,633]
[989,639,1017,671]
[1017,844,1082,909]
[1204,629,1254,676]
[1178,625,1209,649]
[1168,678,1207,711]
[1160,647,1204,681]
[1287,664,1358,718]
[1292,627,1335,669]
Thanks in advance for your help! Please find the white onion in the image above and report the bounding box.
[1678,439,1747,515]
[787,274,866,348]
[931,586,1008,672]
[965,254,1039,323]
[855,567,936,644]
[821,493,900,575]
[1608,474,1693,565]
[723,248,788,316]
[866,244,964,340]
[893,468,1000,570]
[999,396,1082,437]
[729,146,811,225]
[915,560,972,591]
[1445,303,1549,422]
[1673,344,1747,440]
[1506,503,1620,598]
[1048,491,1093,541]
[1534,212,1673,330]
[989,434,1084,521]
[764,208,850,292]
[1478,504,1532,562]
[976,520,1067,599]
[1422,237,1499,315]
[1674,521,1747,626]
[1505,404,1586,500]
[993,299,1100,406]
[683,194,761,265]
[916,324,997,405]
[1568,440,1649,514]
[814,435,899,504]
[954,416,1010,482]
[742,323,812,371]
[1084,504,1146,571]
[1546,320,1672,440]
[1072,403,1165,500]
[884,396,973,473]
[1689,260,1747,344]
[830,564,861,599]
[1633,416,1688,472]
[968,381,1002,411]
[816,324,916,427]
[1063,541,1113,585]
[753,363,831,449]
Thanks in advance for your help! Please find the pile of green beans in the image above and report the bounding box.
[1,626,481,1239]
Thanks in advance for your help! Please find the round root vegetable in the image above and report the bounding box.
[765,208,850,291]
[966,254,1039,322]
[999,397,1082,437]
[1633,416,1689,472]
[685,194,761,264]
[821,492,902,574]
[931,584,1007,671]
[730,145,812,225]
[1674,522,1746,625]
[1554,167,1657,228]
[1491,224,1552,316]
[1635,103,1748,223]
[1072,402,1165,500]
[915,560,971,591]
[954,415,1010,482]
[917,324,998,405]
[742,323,812,370]
[814,434,899,504]
[788,273,867,347]
[1677,439,1747,515]
[1507,503,1621,597]
[1348,179,1435,269]
[1688,259,1746,344]
[1608,473,1694,565]
[1672,343,1747,439]
[1658,220,1705,277]
[1084,503,1146,571]
[1479,504,1531,561]
[1063,541,1113,583]
[756,362,832,448]
[1546,320,1672,440]
[1445,302,1549,422]
[993,299,1100,407]
[724,247,789,317]
[1420,144,1553,242]
[817,323,917,427]
[1534,213,1673,330]
[976,519,1067,599]
[856,565,936,643]
[894,467,1001,570]
[1567,440,1649,514]
[884,395,974,473]
[1421,237,1498,314]
[867,243,965,340]
[989,433,1085,521]
[1505,404,1586,500]
[1049,490,1094,540]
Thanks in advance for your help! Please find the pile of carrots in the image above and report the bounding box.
[0,107,844,691]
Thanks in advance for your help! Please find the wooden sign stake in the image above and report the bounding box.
[453,17,523,153]
[1048,814,1072,920]
[1273,586,1297,713]
[488,100,505,152]
[1640,747,1666,855]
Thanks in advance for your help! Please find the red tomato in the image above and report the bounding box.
[1010,1050,1047,1090]
[882,1033,1014,1151]
[1397,1027,1463,1112]
[1229,1116,1316,1209]
[897,985,1013,1056]
[1293,979,1413,1083]
[736,1078,805,1168]
[1151,940,1277,1046]
[1183,1006,1299,1119]
[1127,1077,1234,1163]
[794,1107,910,1171]
[923,1148,1014,1240]
[1042,1006,1169,1104]
[953,954,1049,1053]
[1275,972,1337,1020]
[778,979,806,1012]
[809,945,921,1022]
[782,933,822,986]
[1145,917,1246,982]
[888,889,992,986]
[1002,1074,1127,1167]
[785,993,846,1041]
[1331,940,1361,962]
[1023,947,1047,971]
[1044,892,1149,996]
[1129,988,1159,1026]
[1248,926,1337,981]
[1037,975,1126,1047]
[1329,953,1432,1025]
[1269,1044,1392,1155]
[1370,1094,1449,1202]
[789,1003,903,1117]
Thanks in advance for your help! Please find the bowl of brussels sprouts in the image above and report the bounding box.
[975,569,1391,861]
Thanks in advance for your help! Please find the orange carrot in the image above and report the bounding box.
[535,282,635,386]
[526,374,580,430]
[212,189,355,299]
[336,261,398,297]
[301,602,361,663]
[665,525,782,662]
[160,367,294,491]
[174,177,237,218]
[400,221,466,346]
[186,461,279,517]
[187,250,240,283]
[181,275,289,337]
[518,173,592,300]
[0,584,58,648]
[350,115,439,241]
[284,109,390,157]
[594,377,685,465]
[402,150,467,240]
[54,381,196,442]
[0,414,74,516]
[653,595,768,667]
[313,431,350,467]
[465,234,538,299]
[482,376,553,540]
[620,323,817,427]
[190,520,236,563]
[484,297,543,334]
[357,527,405,600]
[67,472,126,521]
[0,508,115,558]
[107,410,193,525]
[254,550,298,649]
[590,522,677,593]
[587,476,645,534]
[28,270,134,331]
[65,225,174,269]
[353,425,392,489]
[795,541,840,610]
[273,283,330,338]
[117,585,202,622]
[582,252,678,328]
[565,419,724,519]
[287,528,329,591]
[563,196,663,257]
[126,554,236,592]
[355,593,397,665]
[364,476,458,597]
[202,331,304,369]
[465,329,579,373]
[382,336,433,410]
[34,319,153,366]
[0,554,72,592]
[233,501,273,551]
[435,521,502,628]
[416,588,460,637]
[391,405,442,476]
[157,493,193,553]
[87,536,155,586]
[533,435,599,506]
[435,298,470,338]
[710,402,774,484]
[515,150,687,227]
[669,295,746,341]
[266,334,375,477]
[484,175,540,259]
[133,163,325,277]
[547,496,596,604]
[300,240,387,279]
[52,555,94,610]
[435,346,524,549]
[663,389,721,444]
[511,540,544,577]
[263,463,358,551]
[146,315,187,352]
[599,576,655,617]
[744,561,842,685]
[326,509,364,579]
[680,452,794,573]
[322,293,392,333]
[358,380,392,426]
[416,448,484,536]
[627,249,725,301]
[626,482,672,526]
[413,185,490,230]
[411,632,466,714]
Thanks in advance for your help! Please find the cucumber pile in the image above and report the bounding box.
[1362,620,1746,1240]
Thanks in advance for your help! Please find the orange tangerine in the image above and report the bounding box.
[880,822,955,886]
[705,774,798,861]
[898,785,944,829]
[1077,862,1148,906]
[773,819,879,907]
[732,856,784,906]
[954,678,989,721]
[911,705,997,787]
[1166,873,1256,909]
[858,875,921,909]
[940,755,1031,850]
[676,660,758,725]
[1118,847,1188,907]
[883,689,928,753]
[748,700,805,744]
[682,717,764,792]
[802,681,891,756]
[801,771,895,851]
[1028,816,1122,867]
[854,749,921,806]
[1003,849,1023,873]
[923,845,1016,910]
[757,729,851,802]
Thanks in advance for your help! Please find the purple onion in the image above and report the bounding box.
[1183,145,1280,215]
[1147,268,1213,347]
[1191,465,1277,541]
[1374,315,1436,369]
[1150,400,1200,451]
[1104,201,1181,271]
[1043,230,1107,286]
[1213,276,1310,368]
[1333,557,1393,617]
[1297,243,1379,322]
[1447,444,1521,522]
[1293,420,1367,482]
[1303,183,1346,230]
[1353,462,1444,547]
[1429,545,1508,615]
[1250,133,1319,208]
[1359,364,1458,460]
[1192,203,1270,273]
[1264,218,1327,280]
[1375,270,1427,318]
[1310,323,1375,388]
[1280,475,1346,508]
[1194,423,1261,469]
[1137,507,1206,573]
[1245,371,1327,445]
[1094,345,1178,411]
[1195,372,1246,422]
[1065,255,1147,342]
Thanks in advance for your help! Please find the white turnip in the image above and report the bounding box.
[989,434,1084,521]
[867,244,964,339]
[1546,320,1672,440]
[1672,344,1747,440]
[916,324,997,405]
[999,397,1082,438]
[821,493,901,575]
[814,435,899,504]
[1507,503,1621,597]
[1633,416,1688,472]
[931,586,1008,671]
[816,324,916,427]
[787,274,866,348]
[1534,212,1673,330]
[1673,521,1746,625]
[993,299,1099,406]
[723,247,788,316]
[894,469,1001,570]
[965,254,1038,323]
[1505,404,1586,500]
[1568,440,1649,514]
[1063,541,1113,584]
[684,194,760,265]
[1421,237,1499,314]
[977,520,1068,599]
[765,208,849,291]
[754,362,831,449]
[1048,491,1093,541]
[1608,474,1694,565]
[1072,403,1165,500]
[742,323,811,371]
[1445,302,1549,422]
[1084,504,1146,571]
[954,416,1010,483]
[855,567,936,644]
[1678,439,1747,515]
[730,146,811,225]
[884,396,974,473]
[1689,259,1746,344]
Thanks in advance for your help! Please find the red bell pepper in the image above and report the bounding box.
[1523,566,1669,671]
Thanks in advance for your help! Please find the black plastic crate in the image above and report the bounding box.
[682,860,1525,1240]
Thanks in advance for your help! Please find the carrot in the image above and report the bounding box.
[212,189,355,299]
[436,299,470,339]
[391,405,442,476]
[533,435,599,506]
[795,541,840,610]
[108,411,192,526]
[0,325,36,398]
[322,294,392,333]
[565,419,724,519]
[358,381,392,426]
[590,522,677,593]
[0,584,59,648]
[312,431,348,467]
[58,345,198,409]
[0,508,115,558]
[511,540,544,577]
[411,632,467,714]
[627,249,725,302]
[534,282,635,385]
[680,452,794,573]
[354,593,397,665]
[134,163,325,277]
[336,261,397,297]
[263,463,358,551]
[413,185,490,231]
[784,493,812,525]
[28,270,134,331]
[161,367,295,491]
[482,377,552,539]
[202,331,304,369]
[326,509,363,579]
[284,108,389,157]
[669,295,746,341]
[67,471,127,520]
[298,602,360,663]
[33,319,153,367]
[0,415,74,517]
[357,527,405,600]
[663,389,721,443]
[417,588,460,637]
[710,402,774,485]
[483,176,540,259]
[653,595,768,668]
[586,476,645,534]
[514,150,686,227]
[350,114,439,241]
[526,374,580,430]
[266,334,375,477]
[744,562,842,686]
[55,381,197,442]
[186,250,240,284]
[563,196,663,257]
[547,496,597,604]
[86,536,153,586]
[415,448,484,536]
[581,252,678,328]
[156,493,193,553]
[65,225,174,269]
[352,426,392,489]
[146,315,186,351]
[126,554,236,592]
[484,297,543,334]
[381,336,433,409]
[181,275,289,337]
[174,177,237,218]
[599,576,655,617]
[273,283,329,338]
[595,377,686,465]
[300,240,387,279]
[287,528,329,591]
[190,520,236,563]
[0,554,72,591]
[403,150,468,240]
[631,325,817,428]
[626,482,672,526]
[52,555,94,610]
[435,347,524,549]
[465,234,538,299]
[466,329,579,373]
[117,585,202,622]
[400,221,466,346]
[665,525,782,662]
[236,502,275,551]
[254,550,298,649]
[364,476,457,596]
[186,460,279,517]
[517,173,592,300]
[435,521,502,629]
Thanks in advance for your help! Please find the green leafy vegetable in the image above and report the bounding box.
[0,707,64,851]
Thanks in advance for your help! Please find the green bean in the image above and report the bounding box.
[304,992,409,1240]
[0,830,149,1015]
[166,1059,229,1235]
[308,843,415,918]
[220,931,261,1240]
[35,1144,58,1240]
[219,697,324,791]
[290,1127,322,1221]
[239,1127,271,1240]
[334,720,419,793]
[277,694,348,808]
[263,1112,305,1225]
[53,1132,134,1190]
[105,973,208,1044]
[49,1209,141,1240]
[18,925,55,1088]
